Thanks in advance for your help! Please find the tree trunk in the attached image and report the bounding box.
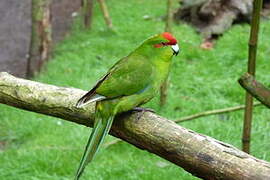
[1,72,270,180]
[82,0,94,29]
[27,0,52,77]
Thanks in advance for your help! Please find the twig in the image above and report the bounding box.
[175,102,262,123]
[242,0,263,154]
[97,0,113,29]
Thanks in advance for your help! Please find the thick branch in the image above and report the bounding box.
[239,73,270,109]
[0,72,270,180]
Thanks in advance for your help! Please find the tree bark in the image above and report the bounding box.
[27,0,52,77]
[82,0,94,29]
[239,73,270,109]
[0,72,270,180]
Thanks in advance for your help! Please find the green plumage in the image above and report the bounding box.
[74,33,179,180]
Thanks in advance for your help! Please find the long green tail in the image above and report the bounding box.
[74,111,114,180]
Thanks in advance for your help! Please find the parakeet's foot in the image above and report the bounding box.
[131,107,155,121]
[132,107,155,113]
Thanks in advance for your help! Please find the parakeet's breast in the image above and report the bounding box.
[152,50,173,88]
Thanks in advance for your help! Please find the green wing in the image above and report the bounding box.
[76,54,153,107]
[96,55,153,97]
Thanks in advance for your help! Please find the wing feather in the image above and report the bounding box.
[76,55,153,107]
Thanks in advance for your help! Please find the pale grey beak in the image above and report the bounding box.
[172,44,179,56]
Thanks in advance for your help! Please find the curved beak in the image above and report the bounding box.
[172,44,179,56]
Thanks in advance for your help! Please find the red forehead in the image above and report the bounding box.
[162,32,177,45]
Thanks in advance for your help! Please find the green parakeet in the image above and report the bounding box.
[74,32,179,180]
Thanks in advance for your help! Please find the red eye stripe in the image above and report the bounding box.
[154,42,170,48]
[154,43,163,48]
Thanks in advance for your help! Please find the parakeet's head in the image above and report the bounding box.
[145,32,180,56]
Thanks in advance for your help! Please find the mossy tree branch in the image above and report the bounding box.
[0,72,270,180]
[239,73,270,109]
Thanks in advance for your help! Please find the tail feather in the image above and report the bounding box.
[74,115,114,180]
